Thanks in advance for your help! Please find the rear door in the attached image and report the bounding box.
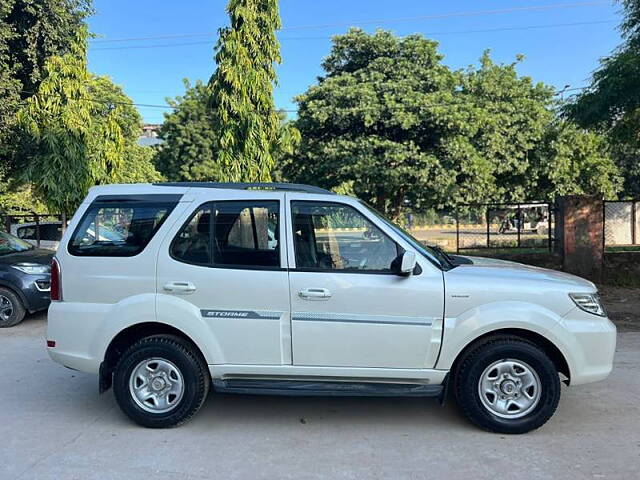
[286,196,445,369]
[156,191,292,365]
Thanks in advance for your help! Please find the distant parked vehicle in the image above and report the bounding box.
[0,231,52,327]
[497,204,550,235]
[10,221,122,251]
[10,221,62,250]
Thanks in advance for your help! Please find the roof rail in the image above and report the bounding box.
[153,182,334,195]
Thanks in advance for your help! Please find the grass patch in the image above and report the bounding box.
[605,246,640,253]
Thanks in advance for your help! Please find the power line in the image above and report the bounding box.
[89,1,611,44]
[89,19,616,51]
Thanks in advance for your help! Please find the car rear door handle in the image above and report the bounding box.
[298,288,332,300]
[163,281,196,294]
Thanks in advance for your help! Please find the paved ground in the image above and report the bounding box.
[1,313,639,480]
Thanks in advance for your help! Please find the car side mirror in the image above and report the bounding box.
[394,251,417,276]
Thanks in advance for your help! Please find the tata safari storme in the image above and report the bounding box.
[47,183,616,433]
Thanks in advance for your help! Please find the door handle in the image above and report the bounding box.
[163,281,196,294]
[298,288,332,300]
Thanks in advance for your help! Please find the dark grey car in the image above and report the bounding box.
[0,231,52,327]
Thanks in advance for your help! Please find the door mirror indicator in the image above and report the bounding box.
[394,251,417,276]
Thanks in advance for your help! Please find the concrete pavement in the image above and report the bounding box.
[1,313,639,480]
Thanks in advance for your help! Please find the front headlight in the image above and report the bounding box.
[569,293,606,317]
[11,263,50,275]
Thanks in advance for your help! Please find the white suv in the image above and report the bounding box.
[47,183,616,433]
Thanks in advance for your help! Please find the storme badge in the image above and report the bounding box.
[202,310,250,318]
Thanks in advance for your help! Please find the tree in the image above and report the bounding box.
[208,0,298,182]
[0,1,20,155]
[155,79,220,181]
[16,28,161,214]
[529,121,621,199]
[564,0,640,196]
[156,79,298,182]
[89,75,164,184]
[0,170,47,214]
[283,29,456,218]
[284,29,619,218]
[116,144,164,184]
[0,0,92,162]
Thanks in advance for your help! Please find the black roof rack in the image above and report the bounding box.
[153,182,334,195]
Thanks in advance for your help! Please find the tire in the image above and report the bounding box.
[0,287,26,328]
[454,336,561,434]
[113,334,210,428]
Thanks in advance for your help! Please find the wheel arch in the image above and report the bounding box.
[0,280,28,310]
[100,322,208,393]
[449,328,571,385]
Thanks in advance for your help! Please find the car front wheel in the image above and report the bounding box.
[113,335,210,428]
[0,287,26,328]
[454,336,561,434]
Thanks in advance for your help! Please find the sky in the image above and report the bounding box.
[87,1,624,124]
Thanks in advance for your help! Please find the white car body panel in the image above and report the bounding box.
[47,183,616,391]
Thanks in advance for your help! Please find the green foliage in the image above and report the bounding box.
[284,29,619,217]
[0,169,47,214]
[0,0,91,162]
[565,1,640,196]
[529,121,621,199]
[15,28,161,214]
[0,1,20,155]
[154,79,220,181]
[208,0,298,182]
[115,144,164,184]
[89,75,163,185]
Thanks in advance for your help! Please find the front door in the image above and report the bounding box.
[287,198,444,369]
[156,195,291,365]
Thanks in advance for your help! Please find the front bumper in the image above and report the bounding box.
[555,307,617,385]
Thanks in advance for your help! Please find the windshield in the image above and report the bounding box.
[359,201,455,270]
[0,231,34,255]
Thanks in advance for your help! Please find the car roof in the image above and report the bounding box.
[86,182,342,198]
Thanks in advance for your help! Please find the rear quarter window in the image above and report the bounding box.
[68,195,181,257]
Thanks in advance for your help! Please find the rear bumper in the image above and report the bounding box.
[556,307,617,386]
[46,302,106,374]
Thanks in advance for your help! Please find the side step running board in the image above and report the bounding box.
[213,379,444,398]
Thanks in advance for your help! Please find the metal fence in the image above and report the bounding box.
[454,202,555,252]
[604,201,640,247]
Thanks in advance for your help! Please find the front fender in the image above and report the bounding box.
[435,301,575,376]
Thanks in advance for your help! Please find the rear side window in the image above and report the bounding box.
[16,224,61,241]
[69,195,180,257]
[41,224,62,241]
[171,201,280,268]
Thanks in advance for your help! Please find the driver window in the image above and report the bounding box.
[291,202,399,272]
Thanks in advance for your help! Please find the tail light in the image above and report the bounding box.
[51,257,62,301]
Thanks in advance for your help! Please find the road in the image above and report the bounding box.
[1,313,639,480]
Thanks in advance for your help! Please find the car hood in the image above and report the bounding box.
[450,255,522,266]
[447,261,595,291]
[0,248,54,266]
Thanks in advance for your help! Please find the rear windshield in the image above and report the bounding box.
[68,195,180,257]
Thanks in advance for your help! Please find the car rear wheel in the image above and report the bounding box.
[0,287,26,328]
[113,335,210,428]
[454,336,561,434]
